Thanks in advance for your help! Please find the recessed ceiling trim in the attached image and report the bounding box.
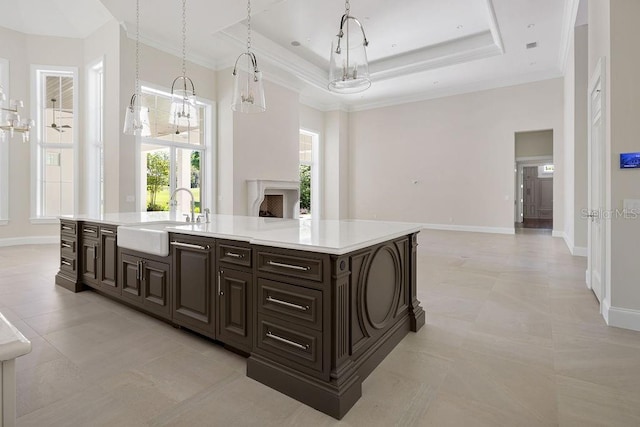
[369,31,501,82]
[484,0,505,54]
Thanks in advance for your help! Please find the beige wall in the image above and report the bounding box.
[349,78,565,233]
[515,130,553,159]
[608,0,640,312]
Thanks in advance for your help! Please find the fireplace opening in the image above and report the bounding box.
[259,195,284,218]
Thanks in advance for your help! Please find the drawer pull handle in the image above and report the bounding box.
[61,242,72,249]
[225,252,244,259]
[61,260,72,266]
[267,260,310,271]
[171,241,210,251]
[266,331,309,350]
[101,229,115,235]
[266,296,309,311]
[61,225,73,231]
[83,228,97,233]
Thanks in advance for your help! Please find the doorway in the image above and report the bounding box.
[514,130,554,231]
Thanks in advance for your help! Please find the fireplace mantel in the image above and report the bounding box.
[247,180,300,218]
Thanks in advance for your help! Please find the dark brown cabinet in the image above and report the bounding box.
[217,268,253,352]
[171,235,215,337]
[120,251,171,319]
[98,226,118,294]
[56,220,81,292]
[80,224,99,286]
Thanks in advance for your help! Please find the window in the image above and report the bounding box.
[0,57,9,223]
[87,59,104,216]
[299,130,320,218]
[31,66,78,221]
[138,85,213,213]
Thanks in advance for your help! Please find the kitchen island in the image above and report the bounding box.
[55,213,425,419]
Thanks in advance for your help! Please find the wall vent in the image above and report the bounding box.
[526,42,538,49]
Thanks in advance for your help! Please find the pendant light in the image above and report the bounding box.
[170,0,198,130]
[328,0,371,94]
[231,0,266,113]
[123,0,151,136]
[0,85,34,143]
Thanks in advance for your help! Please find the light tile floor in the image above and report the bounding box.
[2,230,640,426]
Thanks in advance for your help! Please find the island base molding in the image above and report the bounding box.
[247,314,414,419]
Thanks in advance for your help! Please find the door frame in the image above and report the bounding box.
[587,57,607,307]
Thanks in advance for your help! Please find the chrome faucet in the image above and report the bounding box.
[170,187,195,222]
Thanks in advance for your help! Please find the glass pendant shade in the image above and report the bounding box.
[169,76,198,127]
[123,94,150,136]
[328,15,371,94]
[232,53,266,113]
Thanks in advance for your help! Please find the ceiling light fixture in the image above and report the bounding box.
[0,84,33,143]
[123,0,150,136]
[328,0,371,94]
[170,0,198,130]
[232,0,266,113]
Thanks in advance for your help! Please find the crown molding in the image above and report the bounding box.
[348,68,564,112]
[558,0,581,74]
[298,94,347,112]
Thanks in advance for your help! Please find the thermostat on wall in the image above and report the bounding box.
[620,152,640,169]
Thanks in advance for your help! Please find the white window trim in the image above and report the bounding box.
[30,65,79,224]
[135,81,216,214]
[300,128,321,219]
[86,57,105,217]
[0,57,9,224]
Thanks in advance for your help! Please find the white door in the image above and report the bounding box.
[588,61,606,303]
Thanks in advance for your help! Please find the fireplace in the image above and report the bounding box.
[247,180,300,219]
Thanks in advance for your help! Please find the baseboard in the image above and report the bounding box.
[421,223,515,235]
[585,270,590,288]
[552,230,564,238]
[560,232,588,257]
[605,305,640,332]
[0,235,58,247]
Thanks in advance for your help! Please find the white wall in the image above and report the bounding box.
[515,130,553,158]
[0,27,83,241]
[349,78,565,233]
[231,80,300,215]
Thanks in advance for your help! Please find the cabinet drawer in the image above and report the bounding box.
[257,314,324,377]
[60,221,77,236]
[60,237,76,256]
[60,256,76,274]
[100,226,117,237]
[258,278,322,331]
[81,224,99,239]
[257,251,323,282]
[218,242,252,268]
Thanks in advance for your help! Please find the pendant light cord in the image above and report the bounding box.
[345,0,350,16]
[135,0,140,97]
[247,0,252,53]
[181,0,187,79]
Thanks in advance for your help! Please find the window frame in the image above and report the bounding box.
[136,82,215,214]
[86,57,105,217]
[0,57,9,224]
[30,65,79,223]
[299,128,321,219]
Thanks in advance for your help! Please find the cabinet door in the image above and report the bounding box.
[120,253,143,304]
[142,259,170,319]
[172,239,215,336]
[99,229,118,293]
[217,268,253,351]
[81,239,99,285]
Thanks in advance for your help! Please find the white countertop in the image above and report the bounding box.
[0,312,31,361]
[61,213,422,255]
